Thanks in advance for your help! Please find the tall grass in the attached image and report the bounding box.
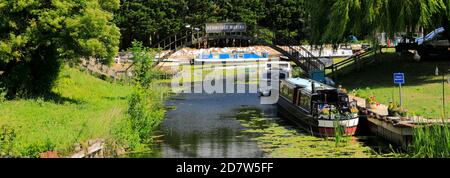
[333,119,350,147]
[0,66,133,157]
[411,123,450,158]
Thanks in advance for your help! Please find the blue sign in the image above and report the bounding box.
[393,73,405,84]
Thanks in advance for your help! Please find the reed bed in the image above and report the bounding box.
[411,121,450,158]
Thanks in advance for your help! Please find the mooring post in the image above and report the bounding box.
[443,73,446,119]
[398,83,402,107]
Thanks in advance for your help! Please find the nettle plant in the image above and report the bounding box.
[126,41,164,144]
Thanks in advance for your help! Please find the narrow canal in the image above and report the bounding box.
[134,84,274,158]
[129,66,398,158]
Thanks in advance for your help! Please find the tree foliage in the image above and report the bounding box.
[306,0,450,44]
[260,0,306,40]
[0,0,121,97]
[115,0,308,49]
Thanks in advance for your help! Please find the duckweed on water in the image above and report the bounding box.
[235,107,396,158]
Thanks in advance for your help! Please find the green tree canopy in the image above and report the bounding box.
[260,0,306,40]
[306,0,450,44]
[0,0,121,97]
[115,0,308,49]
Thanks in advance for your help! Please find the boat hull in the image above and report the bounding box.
[277,96,358,137]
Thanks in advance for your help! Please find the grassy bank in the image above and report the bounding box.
[336,52,450,119]
[0,66,169,157]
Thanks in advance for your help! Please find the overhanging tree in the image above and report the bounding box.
[306,0,450,44]
[0,0,120,98]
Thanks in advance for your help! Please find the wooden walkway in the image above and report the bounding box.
[349,95,415,149]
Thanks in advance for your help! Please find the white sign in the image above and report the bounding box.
[205,23,247,33]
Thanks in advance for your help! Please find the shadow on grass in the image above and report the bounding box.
[16,92,86,105]
[45,92,85,105]
[334,52,450,90]
[102,96,127,101]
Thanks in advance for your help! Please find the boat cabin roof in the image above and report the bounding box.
[284,78,335,93]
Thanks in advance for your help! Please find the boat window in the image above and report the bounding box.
[339,95,349,109]
[339,95,349,103]
[317,91,339,103]
[281,84,294,102]
[299,91,311,111]
[280,72,286,79]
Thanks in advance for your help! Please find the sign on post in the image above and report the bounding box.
[393,73,405,107]
[205,23,247,33]
[393,73,405,84]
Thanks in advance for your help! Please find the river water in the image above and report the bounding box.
[129,65,395,158]
[136,85,275,158]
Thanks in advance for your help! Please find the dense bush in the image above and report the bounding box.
[121,41,167,146]
[127,90,165,142]
[0,0,120,98]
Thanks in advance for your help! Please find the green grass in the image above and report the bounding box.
[336,52,450,119]
[332,57,349,64]
[0,66,133,157]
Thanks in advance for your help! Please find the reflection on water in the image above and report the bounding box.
[131,84,277,158]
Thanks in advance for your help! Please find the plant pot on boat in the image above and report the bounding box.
[318,107,340,120]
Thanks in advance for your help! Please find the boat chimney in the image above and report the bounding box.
[311,81,316,93]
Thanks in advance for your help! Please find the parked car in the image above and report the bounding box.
[416,27,450,59]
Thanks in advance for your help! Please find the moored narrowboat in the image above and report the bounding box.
[277,78,359,137]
